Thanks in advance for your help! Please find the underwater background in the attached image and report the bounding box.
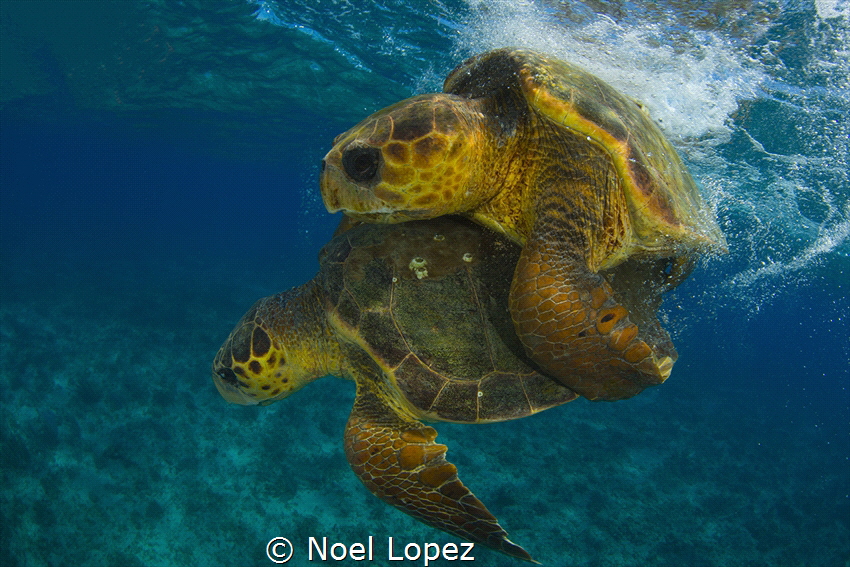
[1,1,848,565]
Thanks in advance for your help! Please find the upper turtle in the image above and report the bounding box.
[213,216,577,562]
[320,47,726,401]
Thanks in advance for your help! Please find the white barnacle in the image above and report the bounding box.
[409,256,427,269]
[433,234,445,241]
[409,256,428,279]
[462,252,474,263]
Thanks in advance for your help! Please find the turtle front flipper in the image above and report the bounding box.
[509,198,675,401]
[344,387,535,562]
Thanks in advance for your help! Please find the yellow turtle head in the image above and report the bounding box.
[212,292,333,406]
[321,93,489,222]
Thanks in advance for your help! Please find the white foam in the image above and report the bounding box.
[445,0,850,315]
[815,0,850,19]
[453,0,765,145]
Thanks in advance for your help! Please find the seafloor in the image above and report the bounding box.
[1,245,847,567]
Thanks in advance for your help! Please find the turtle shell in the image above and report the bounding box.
[319,216,577,423]
[444,47,727,256]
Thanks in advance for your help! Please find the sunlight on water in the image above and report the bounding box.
[450,0,849,312]
[454,0,764,144]
[815,0,850,19]
[246,0,847,313]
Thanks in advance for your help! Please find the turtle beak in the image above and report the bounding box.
[319,157,344,213]
[212,367,261,405]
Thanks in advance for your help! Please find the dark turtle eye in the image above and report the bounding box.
[216,367,240,387]
[341,146,381,183]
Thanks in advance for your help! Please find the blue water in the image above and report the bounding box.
[1,1,848,565]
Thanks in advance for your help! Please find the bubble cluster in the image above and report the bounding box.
[446,0,849,318]
[453,0,765,144]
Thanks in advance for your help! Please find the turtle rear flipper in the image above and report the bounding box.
[509,184,674,401]
[344,387,535,563]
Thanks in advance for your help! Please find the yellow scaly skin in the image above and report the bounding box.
[212,283,341,405]
[320,48,725,401]
[212,231,539,562]
[321,94,498,223]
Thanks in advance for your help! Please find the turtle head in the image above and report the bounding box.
[321,94,490,223]
[212,290,337,406]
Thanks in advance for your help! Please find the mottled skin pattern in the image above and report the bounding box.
[321,48,726,401]
[213,217,578,562]
[344,377,529,560]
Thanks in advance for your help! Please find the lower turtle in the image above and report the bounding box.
[212,216,582,561]
[320,48,726,401]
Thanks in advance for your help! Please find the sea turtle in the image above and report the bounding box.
[320,48,726,401]
[212,216,579,561]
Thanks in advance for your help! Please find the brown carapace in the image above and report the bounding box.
[213,217,581,561]
[321,48,726,401]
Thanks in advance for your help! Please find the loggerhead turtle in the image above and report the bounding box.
[320,48,726,401]
[212,216,580,561]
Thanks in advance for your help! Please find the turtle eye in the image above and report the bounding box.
[341,146,381,183]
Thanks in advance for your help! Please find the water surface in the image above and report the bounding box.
[1,1,848,565]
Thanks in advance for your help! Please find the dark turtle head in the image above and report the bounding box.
[212,289,336,406]
[320,93,491,222]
